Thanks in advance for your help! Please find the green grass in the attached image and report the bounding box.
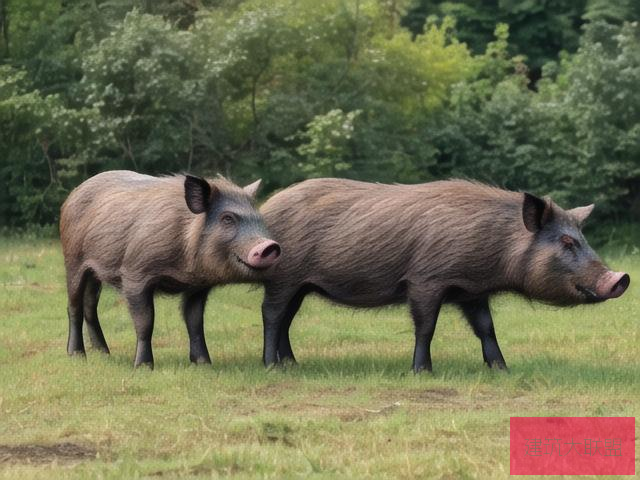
[0,238,638,479]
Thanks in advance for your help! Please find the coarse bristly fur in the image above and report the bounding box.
[258,178,629,372]
[60,170,278,368]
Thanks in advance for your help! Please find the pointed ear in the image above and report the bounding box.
[522,192,553,233]
[184,175,215,214]
[567,204,594,226]
[243,179,262,199]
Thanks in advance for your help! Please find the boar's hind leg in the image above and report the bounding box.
[66,271,86,357]
[126,290,155,369]
[459,298,507,370]
[181,289,212,365]
[83,275,110,354]
[409,293,443,373]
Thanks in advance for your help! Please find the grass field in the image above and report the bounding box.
[0,237,638,479]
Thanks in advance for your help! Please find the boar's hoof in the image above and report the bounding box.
[190,356,212,365]
[87,334,110,354]
[134,361,154,370]
[91,345,110,355]
[277,357,297,367]
[488,360,509,371]
[412,365,433,375]
[134,341,153,368]
[264,362,279,373]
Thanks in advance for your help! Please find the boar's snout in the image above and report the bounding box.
[594,271,630,300]
[246,240,281,269]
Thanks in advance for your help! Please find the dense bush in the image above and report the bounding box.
[0,0,638,226]
[428,21,640,219]
[403,0,640,74]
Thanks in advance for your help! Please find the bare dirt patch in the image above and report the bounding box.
[248,382,356,401]
[0,442,96,464]
[251,381,297,397]
[19,340,59,359]
[412,387,459,400]
[378,387,565,414]
[337,401,402,422]
[149,463,241,477]
[379,387,459,405]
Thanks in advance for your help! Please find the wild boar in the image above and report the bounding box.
[259,179,629,372]
[60,170,280,368]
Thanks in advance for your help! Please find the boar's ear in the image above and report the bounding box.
[243,179,262,199]
[522,192,553,233]
[184,175,216,214]
[567,204,594,226]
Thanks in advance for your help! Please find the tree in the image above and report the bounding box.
[427,21,640,220]
[0,0,9,57]
[0,65,96,225]
[583,0,640,24]
[1,1,638,226]
[403,0,588,78]
[78,10,222,174]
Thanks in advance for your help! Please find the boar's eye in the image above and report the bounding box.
[220,212,236,226]
[561,234,579,250]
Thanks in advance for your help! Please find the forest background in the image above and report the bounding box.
[1,0,639,229]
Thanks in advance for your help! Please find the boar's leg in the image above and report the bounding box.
[83,275,110,354]
[276,289,306,364]
[181,288,212,365]
[67,303,85,356]
[459,298,507,370]
[262,284,303,367]
[262,299,286,368]
[126,290,155,369]
[66,268,87,356]
[409,294,443,373]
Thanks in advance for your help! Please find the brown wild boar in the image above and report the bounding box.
[259,179,630,372]
[60,170,280,368]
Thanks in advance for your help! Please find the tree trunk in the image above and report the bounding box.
[0,0,9,57]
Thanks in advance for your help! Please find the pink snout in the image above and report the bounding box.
[595,271,630,299]
[246,240,281,269]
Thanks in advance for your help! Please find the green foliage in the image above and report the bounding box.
[0,65,96,225]
[428,21,640,218]
[403,0,640,73]
[583,0,640,24]
[190,0,474,188]
[78,10,216,173]
[0,1,638,226]
[294,109,360,178]
[2,0,62,60]
[368,16,473,112]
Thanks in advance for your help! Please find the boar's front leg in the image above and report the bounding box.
[275,289,307,364]
[126,290,155,369]
[261,299,281,368]
[262,284,303,367]
[409,290,443,373]
[181,288,212,365]
[459,298,507,370]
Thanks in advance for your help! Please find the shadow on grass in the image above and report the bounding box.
[96,349,640,392]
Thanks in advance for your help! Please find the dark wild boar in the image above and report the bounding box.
[260,179,630,372]
[60,170,280,368]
